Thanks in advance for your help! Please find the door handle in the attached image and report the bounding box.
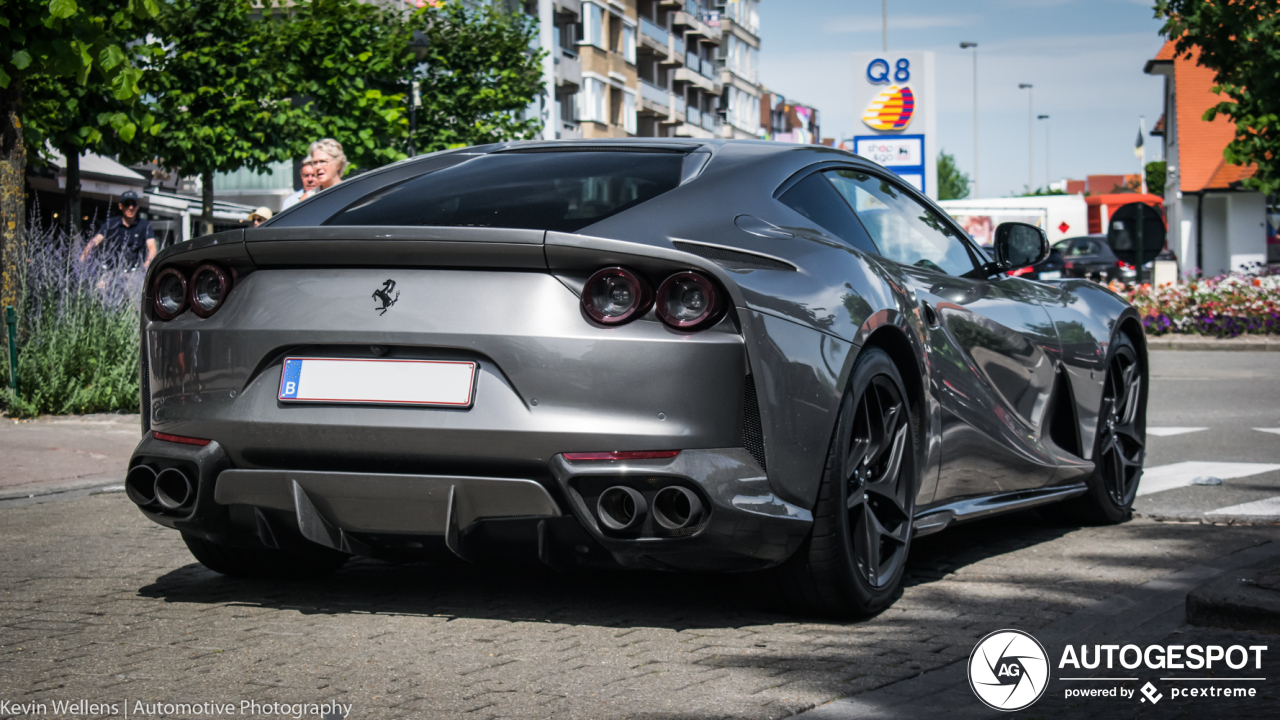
[921,301,940,328]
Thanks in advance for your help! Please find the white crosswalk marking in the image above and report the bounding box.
[1205,496,1280,522]
[1147,427,1208,437]
[1137,461,1280,496]
[1254,428,1280,436]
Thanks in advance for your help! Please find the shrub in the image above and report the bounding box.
[1,223,141,417]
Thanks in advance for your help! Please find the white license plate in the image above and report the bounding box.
[1039,271,1062,280]
[278,358,477,407]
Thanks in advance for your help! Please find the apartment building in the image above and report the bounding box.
[714,0,763,139]
[534,0,764,140]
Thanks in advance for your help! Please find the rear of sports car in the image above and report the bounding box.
[128,144,811,575]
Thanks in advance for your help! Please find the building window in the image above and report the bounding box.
[623,91,637,134]
[581,3,605,49]
[577,77,609,124]
[622,25,637,64]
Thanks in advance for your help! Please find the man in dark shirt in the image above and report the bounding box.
[80,190,158,269]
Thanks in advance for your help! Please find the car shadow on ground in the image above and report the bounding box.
[137,510,1085,631]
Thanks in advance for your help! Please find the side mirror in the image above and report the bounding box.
[991,222,1049,275]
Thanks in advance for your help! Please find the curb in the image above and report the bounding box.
[1186,560,1280,633]
[1144,336,1280,351]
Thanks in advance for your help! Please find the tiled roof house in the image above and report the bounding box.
[1145,40,1274,276]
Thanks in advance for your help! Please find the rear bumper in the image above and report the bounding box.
[130,438,812,572]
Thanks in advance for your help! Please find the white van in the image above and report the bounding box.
[938,195,1088,248]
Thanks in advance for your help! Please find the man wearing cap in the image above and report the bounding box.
[80,191,158,269]
[248,207,273,227]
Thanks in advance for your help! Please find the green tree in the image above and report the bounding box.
[273,0,412,172]
[24,71,158,235]
[1154,1,1280,195]
[1145,160,1167,196]
[937,150,971,200]
[144,0,298,235]
[410,2,545,153]
[0,0,157,304]
[1019,187,1067,197]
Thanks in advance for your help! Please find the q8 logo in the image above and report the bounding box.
[968,630,1050,711]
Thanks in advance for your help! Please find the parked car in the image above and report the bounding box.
[1055,234,1176,283]
[128,140,1148,618]
[1055,234,1134,282]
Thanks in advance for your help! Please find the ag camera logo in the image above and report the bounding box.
[969,629,1050,711]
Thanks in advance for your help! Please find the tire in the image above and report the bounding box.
[182,533,350,578]
[764,347,919,618]
[1051,332,1146,525]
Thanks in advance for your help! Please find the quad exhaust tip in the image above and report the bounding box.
[653,486,703,530]
[597,486,647,531]
[125,465,158,506]
[154,468,195,511]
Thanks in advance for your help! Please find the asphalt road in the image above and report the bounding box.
[1136,351,1280,523]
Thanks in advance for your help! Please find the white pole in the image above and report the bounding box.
[882,0,887,52]
[539,0,557,141]
[1139,115,1147,195]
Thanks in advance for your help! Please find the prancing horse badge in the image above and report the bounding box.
[373,279,399,315]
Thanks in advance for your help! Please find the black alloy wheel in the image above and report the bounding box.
[844,375,913,589]
[1098,341,1145,505]
[763,347,918,617]
[1050,332,1146,525]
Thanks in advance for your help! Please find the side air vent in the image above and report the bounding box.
[742,374,767,471]
[1047,366,1082,458]
[673,242,796,272]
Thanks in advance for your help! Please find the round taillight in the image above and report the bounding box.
[656,271,722,330]
[153,268,188,320]
[190,264,231,318]
[582,267,652,325]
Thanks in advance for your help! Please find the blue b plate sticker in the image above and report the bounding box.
[280,358,303,399]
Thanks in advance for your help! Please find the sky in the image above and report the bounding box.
[756,0,1169,198]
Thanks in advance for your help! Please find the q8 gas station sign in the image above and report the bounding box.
[851,52,937,199]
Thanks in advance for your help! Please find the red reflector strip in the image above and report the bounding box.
[562,450,680,461]
[153,431,211,447]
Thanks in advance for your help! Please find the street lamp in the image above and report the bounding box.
[960,42,978,196]
[407,29,431,158]
[1037,114,1050,189]
[1018,83,1033,193]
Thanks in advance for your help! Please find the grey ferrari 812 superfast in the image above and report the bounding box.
[129,139,1147,616]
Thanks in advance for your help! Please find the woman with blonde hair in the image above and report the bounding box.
[310,138,347,190]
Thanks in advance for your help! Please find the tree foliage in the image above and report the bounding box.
[1,0,157,304]
[1146,160,1167,196]
[1155,0,1280,195]
[143,0,299,230]
[273,0,412,171]
[937,150,971,200]
[411,2,545,153]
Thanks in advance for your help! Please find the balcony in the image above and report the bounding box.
[555,51,582,91]
[687,106,702,127]
[674,66,721,95]
[673,10,721,42]
[671,34,685,60]
[640,16,669,46]
[701,112,722,133]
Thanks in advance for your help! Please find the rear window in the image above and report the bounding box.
[326,151,686,232]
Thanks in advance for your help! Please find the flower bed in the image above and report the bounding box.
[1123,265,1280,337]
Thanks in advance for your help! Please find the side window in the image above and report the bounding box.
[824,170,980,276]
[778,174,879,255]
[1083,240,1102,256]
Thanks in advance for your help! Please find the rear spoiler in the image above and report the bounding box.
[149,226,548,276]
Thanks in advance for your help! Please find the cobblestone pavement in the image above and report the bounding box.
[0,492,1274,719]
